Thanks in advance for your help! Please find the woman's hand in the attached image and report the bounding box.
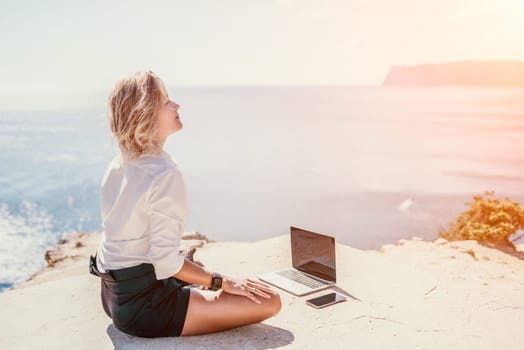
[221,277,277,304]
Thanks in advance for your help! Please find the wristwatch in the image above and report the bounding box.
[209,272,223,291]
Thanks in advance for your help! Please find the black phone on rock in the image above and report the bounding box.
[306,292,346,309]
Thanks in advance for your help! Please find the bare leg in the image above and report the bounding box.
[180,287,282,336]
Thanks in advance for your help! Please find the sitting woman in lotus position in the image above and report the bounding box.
[90,70,281,338]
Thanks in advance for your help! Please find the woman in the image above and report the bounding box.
[90,70,282,338]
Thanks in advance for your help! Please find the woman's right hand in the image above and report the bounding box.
[221,277,277,304]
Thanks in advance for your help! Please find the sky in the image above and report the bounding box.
[1,0,523,107]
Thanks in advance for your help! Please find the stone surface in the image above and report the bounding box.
[1,232,524,349]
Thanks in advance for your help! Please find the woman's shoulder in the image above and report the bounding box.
[131,151,181,180]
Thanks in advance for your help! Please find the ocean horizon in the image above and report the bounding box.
[2,85,524,293]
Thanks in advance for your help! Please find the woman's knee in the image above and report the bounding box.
[263,291,282,317]
[181,288,281,336]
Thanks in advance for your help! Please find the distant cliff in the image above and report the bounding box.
[382,60,524,86]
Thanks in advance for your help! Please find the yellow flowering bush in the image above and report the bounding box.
[440,191,524,248]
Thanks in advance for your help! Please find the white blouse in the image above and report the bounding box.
[95,150,189,280]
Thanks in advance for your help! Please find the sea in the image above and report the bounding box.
[1,86,524,293]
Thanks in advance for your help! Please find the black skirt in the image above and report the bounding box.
[89,254,190,338]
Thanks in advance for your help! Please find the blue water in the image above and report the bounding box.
[2,86,524,293]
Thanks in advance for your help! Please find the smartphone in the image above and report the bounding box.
[306,292,346,309]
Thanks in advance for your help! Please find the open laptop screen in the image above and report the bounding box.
[290,226,336,283]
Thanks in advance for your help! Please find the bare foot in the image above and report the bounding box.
[179,247,205,267]
[176,247,205,288]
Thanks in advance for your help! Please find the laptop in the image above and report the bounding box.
[258,226,337,296]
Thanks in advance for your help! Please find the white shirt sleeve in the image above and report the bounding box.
[147,170,187,280]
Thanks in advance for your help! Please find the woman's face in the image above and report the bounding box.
[155,78,183,144]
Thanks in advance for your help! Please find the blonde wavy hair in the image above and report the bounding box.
[108,70,164,161]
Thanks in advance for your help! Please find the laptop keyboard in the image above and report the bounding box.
[300,260,334,277]
[276,269,326,289]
